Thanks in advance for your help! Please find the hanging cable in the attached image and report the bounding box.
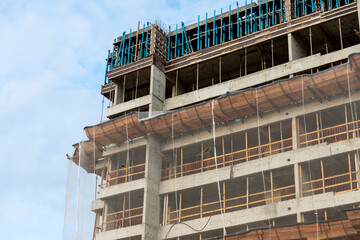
[164,214,213,239]
[62,157,73,240]
[171,111,180,239]
[301,76,319,240]
[211,100,227,238]
[76,142,82,240]
[125,117,132,229]
[255,89,272,239]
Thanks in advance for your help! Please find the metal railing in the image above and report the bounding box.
[106,163,145,187]
[301,170,360,197]
[299,120,360,148]
[161,137,293,181]
[101,206,143,231]
[167,184,295,223]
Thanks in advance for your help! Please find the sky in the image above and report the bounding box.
[0,0,240,239]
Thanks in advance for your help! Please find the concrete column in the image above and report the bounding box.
[284,0,292,22]
[142,135,162,239]
[149,65,166,115]
[294,164,302,222]
[292,117,298,149]
[288,33,307,62]
[114,81,124,105]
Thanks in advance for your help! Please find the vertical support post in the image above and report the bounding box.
[270,171,274,203]
[105,157,110,187]
[213,10,216,46]
[320,159,325,193]
[266,0,269,27]
[127,29,132,64]
[316,112,321,144]
[268,125,272,155]
[222,137,226,167]
[181,23,184,55]
[125,149,129,183]
[246,177,249,208]
[179,192,182,223]
[223,182,226,213]
[345,105,349,140]
[245,0,248,35]
[174,24,178,58]
[229,5,232,41]
[200,187,203,218]
[219,56,222,83]
[250,0,253,32]
[145,23,149,58]
[348,153,353,191]
[354,152,360,189]
[259,0,262,30]
[220,8,223,43]
[196,63,199,90]
[181,148,183,177]
[139,25,145,60]
[135,22,140,61]
[122,195,126,227]
[205,12,208,48]
[168,26,171,60]
[300,164,303,197]
[201,142,204,172]
[239,54,242,77]
[245,131,249,161]
[245,48,247,75]
[197,15,200,51]
[104,50,110,85]
[280,0,283,22]
[271,40,274,67]
[296,118,300,148]
[237,2,240,37]
[309,27,313,55]
[339,18,343,49]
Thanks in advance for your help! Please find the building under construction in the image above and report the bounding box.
[68,0,360,239]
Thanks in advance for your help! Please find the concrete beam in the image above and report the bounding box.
[160,138,360,194]
[106,94,152,118]
[91,199,105,212]
[99,178,146,199]
[95,224,143,240]
[164,44,360,110]
[160,191,360,239]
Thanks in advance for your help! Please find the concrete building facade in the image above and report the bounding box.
[69,1,360,239]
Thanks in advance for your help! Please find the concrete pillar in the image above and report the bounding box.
[292,117,298,149]
[294,164,302,222]
[284,0,292,22]
[114,81,124,105]
[149,65,166,115]
[288,33,307,62]
[142,135,162,239]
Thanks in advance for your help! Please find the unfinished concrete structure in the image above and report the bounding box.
[69,1,360,239]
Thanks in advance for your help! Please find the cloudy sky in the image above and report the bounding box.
[0,0,240,239]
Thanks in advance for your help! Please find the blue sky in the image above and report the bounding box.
[0,0,239,239]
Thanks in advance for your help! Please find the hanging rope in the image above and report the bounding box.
[62,157,73,240]
[125,117,132,229]
[211,100,227,238]
[301,76,319,240]
[255,89,272,239]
